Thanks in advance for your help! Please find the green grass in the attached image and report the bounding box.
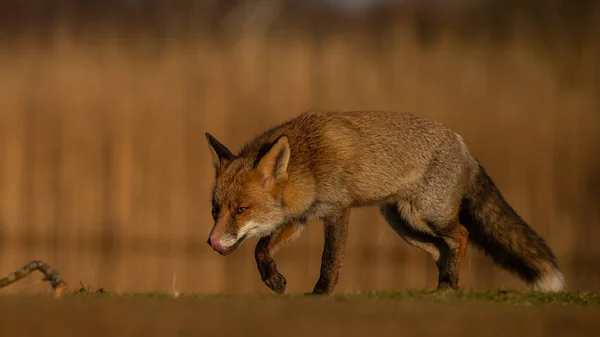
[64,288,600,308]
[337,290,600,308]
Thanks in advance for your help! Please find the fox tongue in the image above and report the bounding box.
[210,236,229,254]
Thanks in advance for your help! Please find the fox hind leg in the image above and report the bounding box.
[380,203,444,265]
[255,221,305,293]
[379,203,468,291]
[434,222,469,290]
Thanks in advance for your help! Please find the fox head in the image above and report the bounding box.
[204,132,291,255]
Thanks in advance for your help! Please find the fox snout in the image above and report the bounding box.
[207,234,236,255]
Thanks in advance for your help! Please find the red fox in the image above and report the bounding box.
[205,111,564,294]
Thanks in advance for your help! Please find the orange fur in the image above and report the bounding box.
[205,111,563,294]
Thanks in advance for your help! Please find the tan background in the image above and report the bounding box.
[0,1,598,294]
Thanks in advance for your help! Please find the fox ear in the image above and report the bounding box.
[256,135,290,182]
[205,132,235,173]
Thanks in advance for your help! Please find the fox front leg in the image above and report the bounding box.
[254,221,305,294]
[311,208,351,295]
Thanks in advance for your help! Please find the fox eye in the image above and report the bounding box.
[211,206,219,220]
[235,207,247,215]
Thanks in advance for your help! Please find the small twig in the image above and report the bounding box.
[0,260,68,298]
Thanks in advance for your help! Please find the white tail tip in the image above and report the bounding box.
[532,267,565,292]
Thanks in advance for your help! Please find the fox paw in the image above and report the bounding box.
[304,284,334,296]
[304,291,327,296]
[264,271,287,294]
[436,282,459,292]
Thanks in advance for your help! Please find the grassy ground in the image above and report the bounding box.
[1,290,598,337]
[69,289,600,308]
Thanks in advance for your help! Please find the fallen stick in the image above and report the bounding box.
[0,260,68,297]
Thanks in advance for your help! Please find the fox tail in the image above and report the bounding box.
[459,163,564,292]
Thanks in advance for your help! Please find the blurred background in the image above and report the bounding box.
[0,0,598,295]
